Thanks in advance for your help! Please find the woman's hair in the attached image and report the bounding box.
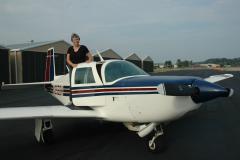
[71,33,80,41]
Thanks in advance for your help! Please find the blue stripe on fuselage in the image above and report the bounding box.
[72,91,158,98]
[115,76,199,86]
[69,75,199,90]
[62,75,200,98]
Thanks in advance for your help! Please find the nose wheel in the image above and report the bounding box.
[146,125,166,152]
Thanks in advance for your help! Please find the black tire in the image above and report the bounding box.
[41,129,54,144]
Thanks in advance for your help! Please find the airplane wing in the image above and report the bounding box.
[0,105,101,120]
[1,81,51,90]
[204,74,233,83]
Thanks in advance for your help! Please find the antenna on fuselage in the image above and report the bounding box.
[96,50,104,62]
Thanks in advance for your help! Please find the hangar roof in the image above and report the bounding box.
[7,40,71,54]
[0,45,8,50]
[125,53,141,61]
[143,56,153,62]
[94,49,123,59]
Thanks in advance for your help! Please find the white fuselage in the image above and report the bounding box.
[48,61,201,123]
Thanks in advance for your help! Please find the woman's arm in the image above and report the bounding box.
[66,54,77,68]
[86,52,93,63]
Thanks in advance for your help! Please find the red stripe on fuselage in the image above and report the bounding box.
[71,87,157,94]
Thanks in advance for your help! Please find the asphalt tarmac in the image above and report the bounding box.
[0,69,239,160]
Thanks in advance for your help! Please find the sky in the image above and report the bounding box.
[0,0,240,63]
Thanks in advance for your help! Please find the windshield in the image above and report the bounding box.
[104,61,148,82]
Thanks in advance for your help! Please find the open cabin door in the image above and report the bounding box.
[70,64,105,107]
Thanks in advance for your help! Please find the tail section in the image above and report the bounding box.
[44,48,56,82]
[1,48,55,90]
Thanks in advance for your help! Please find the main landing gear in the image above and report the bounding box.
[35,119,54,144]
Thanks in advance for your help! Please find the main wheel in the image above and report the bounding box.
[41,129,54,144]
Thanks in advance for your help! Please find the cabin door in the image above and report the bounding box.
[71,66,105,107]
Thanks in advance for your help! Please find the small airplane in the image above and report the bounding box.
[0,48,234,152]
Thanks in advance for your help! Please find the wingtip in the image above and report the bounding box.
[228,88,234,97]
[224,74,234,78]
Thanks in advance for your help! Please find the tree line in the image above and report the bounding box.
[163,57,240,68]
[204,58,240,67]
[164,59,193,68]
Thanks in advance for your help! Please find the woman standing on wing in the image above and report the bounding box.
[66,33,93,101]
[66,33,93,69]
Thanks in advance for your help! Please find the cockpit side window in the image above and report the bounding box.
[75,67,95,84]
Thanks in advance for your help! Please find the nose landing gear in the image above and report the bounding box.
[146,125,166,153]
